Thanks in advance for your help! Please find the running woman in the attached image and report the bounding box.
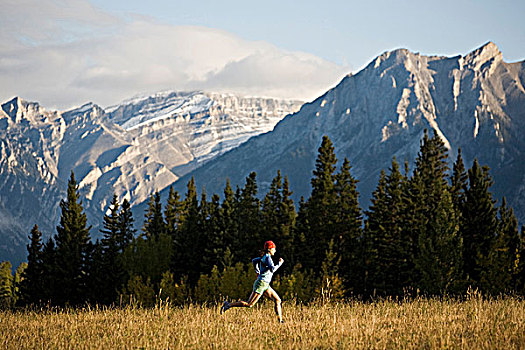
[220,240,284,322]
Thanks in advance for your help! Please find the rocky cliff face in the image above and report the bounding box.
[0,98,65,265]
[0,92,302,266]
[172,42,525,225]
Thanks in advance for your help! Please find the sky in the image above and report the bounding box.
[1,0,523,110]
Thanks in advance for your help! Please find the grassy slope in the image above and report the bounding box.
[1,297,524,349]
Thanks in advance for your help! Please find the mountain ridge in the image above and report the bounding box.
[166,42,525,226]
[0,92,303,267]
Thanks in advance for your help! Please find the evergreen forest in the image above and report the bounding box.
[1,131,524,308]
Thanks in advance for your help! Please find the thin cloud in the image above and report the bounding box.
[200,49,345,100]
[0,0,348,109]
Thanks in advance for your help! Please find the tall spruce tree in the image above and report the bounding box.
[99,195,126,304]
[53,171,92,306]
[21,224,44,305]
[450,148,468,290]
[365,160,409,296]
[334,158,362,294]
[303,136,339,271]
[202,193,223,271]
[101,195,120,242]
[196,189,212,275]
[219,179,237,268]
[279,175,297,269]
[118,199,135,251]
[414,189,462,294]
[480,198,521,294]
[450,148,468,212]
[172,178,201,282]
[406,130,460,293]
[462,159,498,290]
[261,171,283,242]
[143,192,165,239]
[122,192,171,288]
[234,172,261,260]
[294,196,312,270]
[363,169,386,296]
[87,240,105,304]
[165,186,183,239]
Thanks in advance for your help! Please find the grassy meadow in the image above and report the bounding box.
[1,295,524,349]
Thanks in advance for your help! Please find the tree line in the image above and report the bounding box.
[1,131,524,308]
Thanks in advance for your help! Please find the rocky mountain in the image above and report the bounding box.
[170,42,525,226]
[2,42,524,268]
[0,92,302,266]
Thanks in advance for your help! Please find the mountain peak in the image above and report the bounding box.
[1,96,31,122]
[475,41,501,55]
[371,48,413,69]
[62,102,105,125]
[463,41,503,70]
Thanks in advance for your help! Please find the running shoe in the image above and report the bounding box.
[220,301,230,314]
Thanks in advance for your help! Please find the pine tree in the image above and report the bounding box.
[21,224,44,305]
[294,196,312,269]
[234,172,261,260]
[100,195,120,273]
[261,171,283,242]
[462,159,498,290]
[53,171,93,306]
[334,158,362,294]
[363,170,386,296]
[196,189,212,275]
[406,130,459,292]
[101,194,120,242]
[449,148,468,292]
[365,160,409,296]
[450,148,468,212]
[99,195,125,304]
[480,198,521,294]
[414,189,462,294]
[279,175,297,269]
[220,179,238,265]
[143,191,165,239]
[303,136,339,271]
[172,178,201,283]
[202,193,223,271]
[165,186,183,239]
[118,199,136,251]
[0,261,14,309]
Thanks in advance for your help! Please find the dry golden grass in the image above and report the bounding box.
[1,296,524,349]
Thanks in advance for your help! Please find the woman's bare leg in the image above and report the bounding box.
[229,291,262,308]
[264,287,282,322]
